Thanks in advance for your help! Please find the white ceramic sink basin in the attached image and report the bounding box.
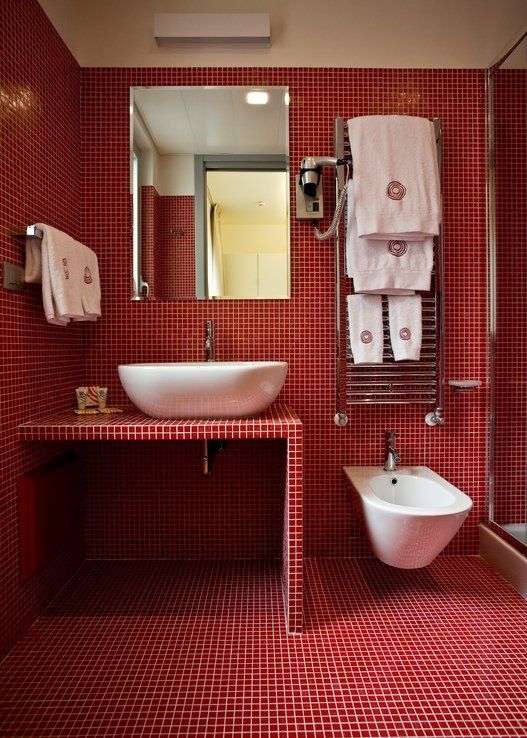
[118,362,288,419]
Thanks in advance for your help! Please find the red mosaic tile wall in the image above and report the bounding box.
[140,192,195,300]
[492,68,527,529]
[0,0,85,658]
[81,67,489,561]
[83,440,286,560]
[158,195,195,299]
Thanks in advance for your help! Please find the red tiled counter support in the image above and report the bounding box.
[19,404,303,633]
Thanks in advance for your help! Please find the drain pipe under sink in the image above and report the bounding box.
[201,439,224,476]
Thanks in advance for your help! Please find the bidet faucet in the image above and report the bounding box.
[425,407,445,427]
[384,429,401,472]
[204,320,216,362]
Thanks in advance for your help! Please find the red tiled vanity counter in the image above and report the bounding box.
[19,404,303,633]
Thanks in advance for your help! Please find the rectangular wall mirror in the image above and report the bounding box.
[130,86,290,301]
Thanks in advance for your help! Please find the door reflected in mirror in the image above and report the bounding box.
[130,86,290,300]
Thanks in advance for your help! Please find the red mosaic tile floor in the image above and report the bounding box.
[0,557,526,737]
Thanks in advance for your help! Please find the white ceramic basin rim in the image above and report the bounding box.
[370,473,457,510]
[118,361,288,419]
[344,466,472,516]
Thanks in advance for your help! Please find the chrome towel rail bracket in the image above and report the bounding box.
[12,225,44,240]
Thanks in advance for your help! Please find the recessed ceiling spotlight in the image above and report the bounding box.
[246,90,269,105]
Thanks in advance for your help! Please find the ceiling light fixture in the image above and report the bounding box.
[154,13,271,47]
[246,91,269,105]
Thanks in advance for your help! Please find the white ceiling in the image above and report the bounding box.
[207,170,287,224]
[38,0,527,69]
[133,87,288,155]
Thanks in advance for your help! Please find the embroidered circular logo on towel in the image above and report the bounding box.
[360,330,373,344]
[84,267,93,284]
[62,257,69,280]
[387,240,408,257]
[386,181,406,200]
[399,327,412,341]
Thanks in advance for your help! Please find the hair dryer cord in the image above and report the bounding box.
[313,164,350,241]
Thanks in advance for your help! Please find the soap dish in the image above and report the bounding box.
[449,380,482,393]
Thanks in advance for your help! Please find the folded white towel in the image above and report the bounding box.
[388,295,422,361]
[346,181,433,293]
[35,224,101,325]
[347,116,440,241]
[347,294,384,364]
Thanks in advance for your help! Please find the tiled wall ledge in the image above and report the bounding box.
[18,405,300,441]
[19,404,303,633]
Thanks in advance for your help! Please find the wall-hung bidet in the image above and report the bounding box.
[343,458,472,569]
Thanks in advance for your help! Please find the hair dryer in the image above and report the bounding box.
[299,156,340,197]
[298,155,351,240]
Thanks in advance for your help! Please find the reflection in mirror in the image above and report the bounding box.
[130,86,290,300]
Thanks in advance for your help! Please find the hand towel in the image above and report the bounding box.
[346,181,433,293]
[78,243,101,320]
[388,295,422,361]
[347,116,440,241]
[347,294,384,364]
[24,239,42,284]
[36,224,101,325]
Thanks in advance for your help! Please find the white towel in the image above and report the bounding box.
[24,238,42,284]
[36,224,101,325]
[79,246,101,320]
[346,181,433,293]
[347,294,384,364]
[388,295,422,361]
[347,116,440,241]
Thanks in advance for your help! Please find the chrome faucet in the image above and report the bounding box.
[204,320,216,362]
[384,429,401,472]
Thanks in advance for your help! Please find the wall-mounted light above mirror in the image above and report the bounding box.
[130,86,290,301]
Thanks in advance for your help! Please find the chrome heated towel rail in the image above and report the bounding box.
[336,117,445,410]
